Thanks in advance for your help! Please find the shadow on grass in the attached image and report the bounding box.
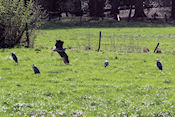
[40,19,175,30]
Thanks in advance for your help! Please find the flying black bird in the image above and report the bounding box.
[104,59,109,67]
[54,40,69,64]
[32,64,40,74]
[156,60,163,71]
[11,52,18,63]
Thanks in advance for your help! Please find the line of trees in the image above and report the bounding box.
[37,0,175,20]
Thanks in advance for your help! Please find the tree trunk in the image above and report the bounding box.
[89,0,96,17]
[133,0,146,18]
[171,0,175,19]
[96,0,105,18]
[110,0,120,20]
[25,23,30,48]
[128,4,133,22]
[48,0,54,11]
[0,24,5,48]
[73,0,83,17]
[89,0,105,18]
[48,0,57,19]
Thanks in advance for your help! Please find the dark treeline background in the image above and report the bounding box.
[35,0,175,21]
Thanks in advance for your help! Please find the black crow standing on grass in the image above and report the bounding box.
[104,59,109,67]
[32,64,40,74]
[11,52,18,63]
[54,40,69,64]
[156,60,163,71]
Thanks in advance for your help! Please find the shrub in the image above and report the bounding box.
[0,0,44,48]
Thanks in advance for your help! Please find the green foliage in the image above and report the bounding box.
[0,0,44,48]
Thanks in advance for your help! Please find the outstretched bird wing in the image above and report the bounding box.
[58,51,69,64]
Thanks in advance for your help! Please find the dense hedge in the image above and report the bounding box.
[0,0,44,48]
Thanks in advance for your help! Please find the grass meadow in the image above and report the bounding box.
[1,20,175,116]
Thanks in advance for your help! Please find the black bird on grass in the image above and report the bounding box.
[11,52,18,63]
[32,64,40,74]
[54,40,69,64]
[156,60,163,71]
[104,59,109,67]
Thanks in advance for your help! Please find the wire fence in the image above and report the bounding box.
[58,31,175,54]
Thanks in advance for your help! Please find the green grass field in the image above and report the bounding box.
[1,21,175,116]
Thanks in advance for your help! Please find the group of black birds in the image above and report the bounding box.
[103,58,163,71]
[104,43,163,71]
[10,40,163,74]
[11,40,70,74]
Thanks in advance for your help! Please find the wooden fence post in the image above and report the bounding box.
[154,43,159,53]
[25,23,30,48]
[97,31,102,52]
